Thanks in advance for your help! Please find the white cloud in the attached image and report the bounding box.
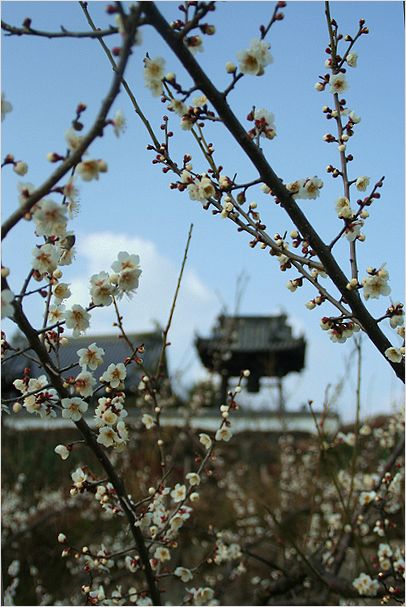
[67,231,219,386]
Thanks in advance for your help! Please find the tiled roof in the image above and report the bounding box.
[195,314,306,377]
[197,315,302,353]
[3,332,166,395]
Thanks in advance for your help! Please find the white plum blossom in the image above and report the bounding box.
[144,56,165,96]
[77,342,105,371]
[175,567,193,582]
[200,176,217,199]
[302,176,324,199]
[112,109,126,137]
[33,199,67,237]
[167,98,188,116]
[32,243,59,274]
[237,38,273,76]
[362,269,391,300]
[359,490,377,505]
[142,414,154,430]
[349,110,361,124]
[97,425,119,448]
[199,433,212,450]
[111,252,142,297]
[329,73,348,94]
[192,94,208,108]
[253,108,277,139]
[385,347,403,363]
[116,420,129,445]
[111,251,140,273]
[345,220,364,242]
[346,52,358,67]
[220,196,234,218]
[71,466,88,489]
[215,427,233,442]
[378,544,393,560]
[64,304,91,337]
[125,556,140,573]
[352,572,379,597]
[65,127,84,152]
[186,175,216,202]
[48,304,65,324]
[77,159,107,182]
[17,181,35,205]
[286,177,323,200]
[154,546,171,562]
[54,444,70,460]
[335,196,353,219]
[74,370,96,398]
[355,175,370,191]
[57,233,76,266]
[100,363,126,388]
[171,483,187,503]
[117,269,141,296]
[90,271,115,306]
[53,282,71,303]
[61,397,88,422]
[387,305,404,328]
[186,472,201,486]
[180,114,194,131]
[101,409,118,426]
[188,587,215,606]
[1,288,15,319]
[1,93,13,121]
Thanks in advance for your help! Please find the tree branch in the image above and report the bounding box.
[140,1,404,382]
[1,19,119,39]
[1,10,138,240]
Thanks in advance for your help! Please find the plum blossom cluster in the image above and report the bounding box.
[178,167,217,204]
[144,56,165,96]
[95,394,129,450]
[236,38,273,76]
[320,316,360,343]
[89,252,142,307]
[94,482,124,517]
[187,586,217,606]
[137,485,194,549]
[352,572,379,597]
[362,266,391,300]
[247,108,276,140]
[13,373,58,418]
[285,176,324,200]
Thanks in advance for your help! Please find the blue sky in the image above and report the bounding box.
[1,1,404,422]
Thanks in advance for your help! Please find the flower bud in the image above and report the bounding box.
[13,161,28,176]
[225,61,237,73]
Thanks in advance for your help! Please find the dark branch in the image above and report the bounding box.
[1,12,135,240]
[1,19,119,39]
[140,1,405,382]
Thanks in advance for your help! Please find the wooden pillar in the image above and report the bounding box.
[277,377,285,412]
[220,372,229,405]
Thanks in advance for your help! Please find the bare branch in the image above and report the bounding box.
[1,19,119,39]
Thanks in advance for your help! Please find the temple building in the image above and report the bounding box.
[195,314,306,409]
